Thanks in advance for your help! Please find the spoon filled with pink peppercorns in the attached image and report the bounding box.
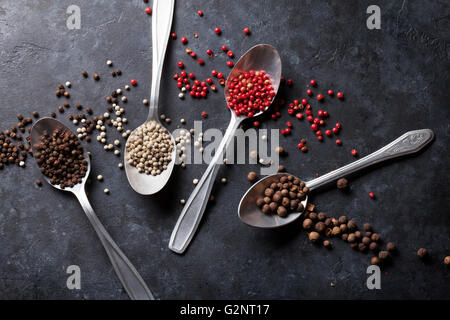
[169,44,282,254]
[238,129,434,229]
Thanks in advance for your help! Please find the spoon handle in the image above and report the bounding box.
[148,0,175,121]
[169,116,241,254]
[74,190,154,300]
[305,129,434,191]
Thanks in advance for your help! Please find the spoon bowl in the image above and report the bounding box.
[238,173,307,228]
[30,118,154,300]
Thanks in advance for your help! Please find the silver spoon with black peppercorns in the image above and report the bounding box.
[239,129,434,228]
[31,118,154,300]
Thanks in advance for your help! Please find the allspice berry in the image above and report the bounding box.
[358,243,367,252]
[347,220,356,231]
[363,223,372,231]
[386,242,396,252]
[315,222,326,233]
[341,233,348,241]
[347,233,356,243]
[247,171,258,183]
[337,178,348,190]
[331,226,341,236]
[277,206,287,217]
[371,233,380,242]
[256,198,265,208]
[338,216,347,224]
[309,231,320,243]
[264,188,274,197]
[444,256,450,265]
[302,218,313,230]
[378,251,389,260]
[325,228,332,237]
[317,212,326,221]
[369,242,379,252]
[309,212,318,221]
[371,257,381,265]
[362,237,371,245]
[269,202,278,212]
[277,165,286,172]
[262,204,270,214]
[417,248,428,259]
[323,240,331,248]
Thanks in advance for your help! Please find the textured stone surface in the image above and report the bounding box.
[0,0,449,299]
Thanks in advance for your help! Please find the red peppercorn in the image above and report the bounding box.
[206,78,213,84]
[306,89,313,96]
[286,79,293,86]
[311,123,318,131]
[253,121,260,127]
[307,115,313,122]
[214,27,221,35]
[288,108,294,115]
[197,10,204,17]
[310,79,316,86]
[319,119,325,126]
[336,139,342,145]
[301,98,307,105]
[323,111,329,117]
[332,127,339,134]
[351,149,358,157]
[227,51,234,58]
[198,58,205,65]
[190,52,197,58]
[369,192,375,199]
[145,7,152,15]
[173,74,179,80]
[285,128,291,135]
[316,130,322,136]
[226,61,234,68]
[206,49,213,56]
[217,72,223,78]
[286,121,293,128]
[337,92,344,99]
[181,37,188,44]
[243,27,250,35]
[221,45,228,52]
[280,129,286,135]
[335,123,341,129]
[297,142,304,149]
[211,70,218,76]
[325,129,332,136]
[130,79,137,86]
[318,110,324,117]
[201,111,208,118]
[317,135,323,141]
[177,61,184,68]
[180,70,187,78]
[328,90,333,96]
[171,33,177,39]
[271,114,277,120]
[317,94,324,101]
[188,73,195,79]
[296,113,303,119]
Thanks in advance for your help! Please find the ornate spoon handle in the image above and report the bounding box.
[306,129,434,191]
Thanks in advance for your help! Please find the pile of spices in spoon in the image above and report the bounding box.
[125,120,174,175]
[256,174,309,217]
[34,127,87,188]
[226,70,275,117]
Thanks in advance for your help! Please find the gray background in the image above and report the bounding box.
[0,0,449,299]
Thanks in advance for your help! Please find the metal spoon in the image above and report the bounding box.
[125,0,176,195]
[169,44,282,254]
[238,129,434,228]
[31,118,154,300]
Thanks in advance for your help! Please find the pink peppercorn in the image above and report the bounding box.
[197,10,204,17]
[217,72,223,78]
[206,49,213,56]
[328,90,333,96]
[201,111,208,118]
[296,113,303,119]
[188,73,195,79]
[226,61,234,68]
[325,130,332,136]
[286,121,293,128]
[307,115,313,122]
[181,37,188,44]
[306,89,313,96]
[317,94,324,101]
[221,45,228,52]
[130,79,137,86]
[286,79,293,86]
[332,127,339,134]
[351,149,358,156]
[253,121,260,127]
[206,78,213,84]
[227,51,234,58]
[317,135,323,141]
[337,92,344,99]
[288,108,294,115]
[311,123,318,131]
[297,142,304,149]
[198,58,205,65]
[214,27,221,35]
[336,139,342,145]
[211,70,218,76]
[301,98,307,105]
[310,79,316,86]
[145,7,152,15]
[171,33,177,39]
[369,192,375,199]
[243,27,250,35]
[177,61,184,68]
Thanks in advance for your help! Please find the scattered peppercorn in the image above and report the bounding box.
[336,178,348,190]
[417,248,428,259]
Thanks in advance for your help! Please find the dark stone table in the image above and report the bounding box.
[0,0,448,299]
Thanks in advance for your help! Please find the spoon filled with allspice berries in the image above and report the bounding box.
[239,129,434,228]
[31,118,154,300]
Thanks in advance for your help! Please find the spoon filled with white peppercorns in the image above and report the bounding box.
[124,0,177,194]
[31,118,154,300]
[239,129,434,228]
